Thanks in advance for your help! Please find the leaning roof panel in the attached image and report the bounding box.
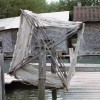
[0,11,70,31]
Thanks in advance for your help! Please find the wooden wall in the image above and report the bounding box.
[0,29,18,57]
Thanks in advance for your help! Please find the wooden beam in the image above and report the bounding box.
[38,47,46,100]
[0,53,6,100]
[69,48,74,64]
[51,47,56,73]
[67,24,85,87]
[51,47,57,99]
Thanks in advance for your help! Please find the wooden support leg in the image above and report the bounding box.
[0,53,6,100]
[52,88,57,100]
[51,48,57,100]
[51,48,56,73]
[69,48,74,64]
[38,47,46,100]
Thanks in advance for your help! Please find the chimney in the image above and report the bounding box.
[77,2,82,7]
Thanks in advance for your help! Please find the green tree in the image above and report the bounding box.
[0,0,47,18]
[58,0,100,11]
[47,2,59,12]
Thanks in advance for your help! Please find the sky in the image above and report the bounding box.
[46,0,59,4]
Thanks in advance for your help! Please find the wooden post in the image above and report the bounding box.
[51,47,57,100]
[69,48,74,64]
[0,53,6,100]
[51,47,56,73]
[38,46,46,100]
[67,38,72,48]
[52,88,57,100]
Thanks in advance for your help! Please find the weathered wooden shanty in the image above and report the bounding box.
[0,17,20,57]
[9,10,82,90]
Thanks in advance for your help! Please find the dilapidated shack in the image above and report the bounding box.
[0,11,70,57]
[9,10,82,89]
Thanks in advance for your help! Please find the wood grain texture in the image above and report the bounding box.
[65,72,100,100]
[0,54,6,100]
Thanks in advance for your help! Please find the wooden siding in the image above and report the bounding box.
[73,6,100,22]
[0,29,17,57]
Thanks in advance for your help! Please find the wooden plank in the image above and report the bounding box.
[11,63,64,88]
[38,47,46,100]
[30,63,100,67]
[69,48,74,64]
[0,65,2,99]
[30,63,100,72]
[51,47,56,73]
[51,47,57,100]
[64,72,100,100]
[0,54,6,100]
[67,24,85,87]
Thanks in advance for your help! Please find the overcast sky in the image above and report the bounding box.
[46,0,59,3]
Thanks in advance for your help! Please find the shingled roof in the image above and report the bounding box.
[73,6,100,22]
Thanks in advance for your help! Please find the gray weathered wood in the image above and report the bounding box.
[0,54,6,100]
[52,89,57,100]
[38,47,46,100]
[51,47,57,99]
[69,48,74,64]
[63,72,100,100]
[67,24,85,87]
[51,47,56,73]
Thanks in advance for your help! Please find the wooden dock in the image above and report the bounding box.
[65,72,100,100]
[5,72,100,99]
[30,63,100,72]
[4,62,100,99]
[4,68,100,100]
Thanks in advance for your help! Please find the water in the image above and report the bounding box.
[77,56,100,64]
[4,56,100,100]
[6,88,68,100]
[4,59,11,73]
[6,88,38,100]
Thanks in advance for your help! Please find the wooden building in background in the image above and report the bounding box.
[0,17,20,57]
[73,6,100,56]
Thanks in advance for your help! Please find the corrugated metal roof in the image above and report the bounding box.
[0,11,69,31]
[0,17,20,31]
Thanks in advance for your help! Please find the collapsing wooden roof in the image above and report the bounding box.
[0,11,69,31]
[9,10,83,89]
